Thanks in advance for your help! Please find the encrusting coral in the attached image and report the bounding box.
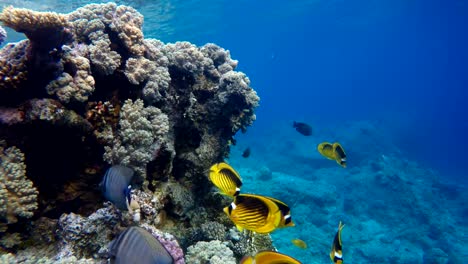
[0,142,38,224]
[0,2,261,262]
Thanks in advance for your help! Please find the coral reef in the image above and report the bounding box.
[0,142,38,224]
[0,25,6,45]
[186,240,236,264]
[45,50,95,103]
[0,2,260,263]
[103,99,169,181]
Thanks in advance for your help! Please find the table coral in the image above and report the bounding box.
[0,6,72,51]
[0,143,38,224]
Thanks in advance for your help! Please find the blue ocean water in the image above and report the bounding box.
[1,0,467,263]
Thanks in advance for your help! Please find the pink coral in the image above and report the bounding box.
[141,224,185,264]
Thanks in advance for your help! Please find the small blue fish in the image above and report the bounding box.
[108,226,174,264]
[100,165,134,210]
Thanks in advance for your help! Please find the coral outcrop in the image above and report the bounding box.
[0,2,261,263]
[0,142,38,224]
[0,25,6,45]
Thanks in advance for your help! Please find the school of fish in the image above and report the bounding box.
[99,120,347,263]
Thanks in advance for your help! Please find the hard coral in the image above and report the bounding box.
[103,99,169,182]
[125,57,171,102]
[46,50,95,103]
[0,40,30,91]
[0,143,38,224]
[0,6,72,51]
[186,240,236,264]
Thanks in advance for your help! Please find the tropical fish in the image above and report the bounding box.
[240,250,302,264]
[293,121,312,136]
[317,142,335,160]
[332,143,347,168]
[317,142,347,168]
[209,162,242,197]
[242,147,251,158]
[108,226,173,264]
[291,238,307,249]
[100,165,134,210]
[330,221,345,264]
[263,196,295,228]
[223,194,283,234]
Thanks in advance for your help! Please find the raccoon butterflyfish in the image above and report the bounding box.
[317,142,335,160]
[293,121,312,136]
[262,196,295,228]
[209,162,242,197]
[100,165,134,211]
[318,142,347,168]
[108,226,173,264]
[330,221,345,264]
[332,143,347,168]
[291,238,307,249]
[223,194,283,234]
[240,250,302,264]
[242,147,251,158]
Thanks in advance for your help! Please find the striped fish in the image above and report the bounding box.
[240,250,302,264]
[100,165,134,210]
[317,142,335,160]
[209,162,242,197]
[330,221,345,264]
[108,226,174,264]
[223,194,282,234]
[263,196,295,228]
[332,143,347,168]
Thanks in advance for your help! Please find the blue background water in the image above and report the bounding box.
[1,0,467,262]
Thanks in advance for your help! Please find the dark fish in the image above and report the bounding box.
[333,143,347,168]
[100,165,134,210]
[330,221,345,264]
[242,147,251,158]
[209,162,242,197]
[240,250,302,264]
[293,121,312,136]
[109,226,173,264]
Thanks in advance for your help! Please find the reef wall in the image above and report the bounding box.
[0,3,265,263]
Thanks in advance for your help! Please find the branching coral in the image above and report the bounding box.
[125,57,171,102]
[103,99,169,181]
[162,41,207,75]
[0,143,38,224]
[201,43,238,76]
[186,240,236,264]
[45,50,95,103]
[69,3,145,57]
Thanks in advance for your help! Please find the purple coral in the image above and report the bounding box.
[141,224,185,264]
